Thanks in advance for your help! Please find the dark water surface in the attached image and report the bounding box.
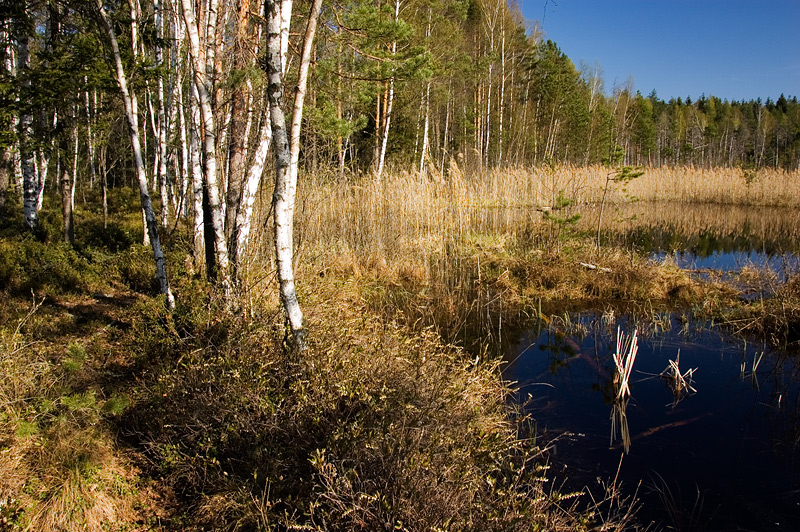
[591,201,800,279]
[504,314,800,531]
[505,203,800,530]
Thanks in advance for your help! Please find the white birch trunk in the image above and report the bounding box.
[418,11,431,175]
[498,21,505,165]
[233,114,271,269]
[280,0,292,74]
[177,77,190,218]
[189,82,205,270]
[96,0,174,308]
[181,0,231,294]
[155,0,170,227]
[287,0,322,221]
[18,29,38,229]
[264,0,305,348]
[376,0,400,180]
[419,79,430,174]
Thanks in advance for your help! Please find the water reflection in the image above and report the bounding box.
[581,201,800,277]
[610,398,631,454]
[504,313,800,531]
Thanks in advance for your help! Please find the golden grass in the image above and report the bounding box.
[286,168,721,353]
[0,299,145,532]
[294,165,799,273]
[548,164,800,206]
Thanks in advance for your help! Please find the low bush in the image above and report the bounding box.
[0,237,102,297]
[124,288,634,531]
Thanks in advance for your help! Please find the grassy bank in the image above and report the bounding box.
[1,192,642,531]
[0,247,636,532]
[2,164,798,531]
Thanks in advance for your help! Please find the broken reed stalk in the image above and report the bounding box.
[660,350,697,398]
[613,327,638,400]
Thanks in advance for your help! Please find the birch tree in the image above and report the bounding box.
[180,0,231,295]
[263,0,322,349]
[95,0,175,308]
[375,0,400,180]
[16,10,38,230]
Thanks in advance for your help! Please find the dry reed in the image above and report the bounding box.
[531,164,800,206]
[612,327,639,401]
[660,350,697,406]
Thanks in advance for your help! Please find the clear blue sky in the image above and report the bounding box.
[515,0,800,102]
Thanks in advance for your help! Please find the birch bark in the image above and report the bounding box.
[18,27,38,230]
[96,0,174,308]
[263,0,321,349]
[376,0,400,180]
[181,0,231,294]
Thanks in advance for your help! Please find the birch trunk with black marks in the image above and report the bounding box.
[376,0,399,180]
[155,0,170,227]
[96,0,174,308]
[264,0,322,349]
[18,28,38,230]
[181,0,231,295]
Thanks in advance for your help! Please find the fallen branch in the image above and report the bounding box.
[580,262,612,273]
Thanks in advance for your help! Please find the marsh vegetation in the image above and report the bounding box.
[2,161,799,531]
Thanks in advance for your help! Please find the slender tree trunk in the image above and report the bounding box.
[155,0,170,227]
[497,19,505,165]
[225,0,252,251]
[419,79,430,174]
[176,77,190,218]
[287,0,322,217]
[264,0,318,349]
[336,39,345,176]
[18,28,38,230]
[376,0,399,180]
[189,81,205,272]
[181,0,231,294]
[60,142,74,244]
[280,0,292,73]
[96,0,174,308]
[232,112,272,275]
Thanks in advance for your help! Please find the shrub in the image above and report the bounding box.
[0,238,100,297]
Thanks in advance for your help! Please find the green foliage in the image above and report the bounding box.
[596,147,645,250]
[62,343,87,372]
[742,166,759,186]
[116,245,160,295]
[542,190,582,252]
[0,237,99,297]
[74,220,135,254]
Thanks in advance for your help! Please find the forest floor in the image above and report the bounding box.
[1,195,798,532]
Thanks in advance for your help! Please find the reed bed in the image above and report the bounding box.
[295,165,800,268]
[286,168,716,352]
[555,164,800,207]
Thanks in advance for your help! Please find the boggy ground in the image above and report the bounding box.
[1,189,798,532]
[1,203,641,531]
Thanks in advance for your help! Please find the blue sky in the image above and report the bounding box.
[515,0,800,102]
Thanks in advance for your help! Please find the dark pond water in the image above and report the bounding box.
[503,314,800,531]
[590,201,800,279]
[505,203,800,530]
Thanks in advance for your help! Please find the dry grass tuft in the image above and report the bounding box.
[0,299,146,532]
